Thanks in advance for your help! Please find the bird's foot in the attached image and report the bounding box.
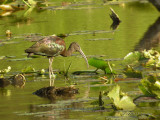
[50,74,56,86]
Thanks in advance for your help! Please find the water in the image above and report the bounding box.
[0,0,160,120]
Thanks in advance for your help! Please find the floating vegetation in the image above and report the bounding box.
[123,65,143,78]
[0,4,25,11]
[72,70,98,75]
[69,30,115,36]
[86,38,113,41]
[8,57,32,62]
[0,56,5,60]
[123,49,160,78]
[0,66,11,75]
[6,30,12,37]
[88,57,116,74]
[107,85,136,110]
[138,75,160,99]
[21,66,35,74]
[123,49,160,69]
[0,41,19,45]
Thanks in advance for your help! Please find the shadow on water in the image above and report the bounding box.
[135,17,160,51]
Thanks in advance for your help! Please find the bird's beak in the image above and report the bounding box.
[79,48,89,68]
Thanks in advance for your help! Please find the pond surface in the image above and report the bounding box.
[0,0,160,120]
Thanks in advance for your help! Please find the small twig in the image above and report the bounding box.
[22,0,31,8]
[109,7,121,23]
[64,62,72,77]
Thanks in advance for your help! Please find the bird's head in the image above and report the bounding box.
[70,42,89,68]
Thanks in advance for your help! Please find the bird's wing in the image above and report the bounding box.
[25,36,65,57]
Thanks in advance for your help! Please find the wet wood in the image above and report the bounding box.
[109,8,121,24]
[33,86,79,99]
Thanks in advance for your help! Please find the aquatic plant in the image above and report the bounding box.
[139,75,160,99]
[0,66,11,75]
[88,57,115,74]
[107,85,136,110]
[123,49,160,78]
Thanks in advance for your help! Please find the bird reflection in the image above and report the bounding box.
[135,17,160,51]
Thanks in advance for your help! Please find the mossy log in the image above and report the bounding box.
[33,86,79,99]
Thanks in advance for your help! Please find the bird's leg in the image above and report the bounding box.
[49,57,55,86]
[50,57,55,86]
[49,58,52,86]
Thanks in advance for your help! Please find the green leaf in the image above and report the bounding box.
[118,96,136,110]
[123,65,142,78]
[89,58,108,71]
[154,81,160,89]
[0,66,11,74]
[88,58,115,74]
[123,51,141,64]
[138,84,152,96]
[21,66,35,73]
[107,85,136,110]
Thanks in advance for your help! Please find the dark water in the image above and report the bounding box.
[0,0,160,120]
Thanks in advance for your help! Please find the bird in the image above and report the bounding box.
[25,35,89,86]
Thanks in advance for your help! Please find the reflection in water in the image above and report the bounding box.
[29,99,85,119]
[110,21,120,30]
[135,17,160,51]
[0,78,10,88]
[0,88,11,96]
[33,86,78,102]
[9,74,26,88]
[0,74,26,88]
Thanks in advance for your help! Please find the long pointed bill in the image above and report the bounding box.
[79,48,89,68]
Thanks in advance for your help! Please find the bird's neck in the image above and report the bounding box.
[61,45,75,57]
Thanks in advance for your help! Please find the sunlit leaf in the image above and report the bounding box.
[118,96,136,110]
[154,81,160,89]
[0,66,11,74]
[21,66,35,73]
[0,5,14,11]
[139,75,160,99]
[89,58,108,70]
[123,65,142,78]
[138,84,152,96]
[107,85,136,110]
[0,56,5,60]
[88,58,115,74]
[28,0,37,6]
[123,51,141,64]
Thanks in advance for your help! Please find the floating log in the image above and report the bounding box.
[33,86,79,99]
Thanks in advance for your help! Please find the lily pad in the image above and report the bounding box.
[88,58,115,74]
[21,66,35,73]
[107,85,136,110]
[123,51,141,65]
